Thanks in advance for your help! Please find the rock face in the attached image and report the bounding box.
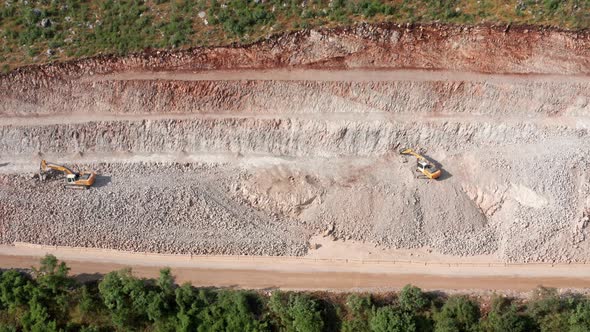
[1,23,589,262]
[3,118,583,157]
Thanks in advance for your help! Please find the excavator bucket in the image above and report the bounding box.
[399,148,413,155]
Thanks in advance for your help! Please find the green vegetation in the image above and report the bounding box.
[2,255,590,331]
[1,0,589,70]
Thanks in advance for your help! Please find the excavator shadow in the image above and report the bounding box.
[93,175,112,188]
[420,153,453,181]
[0,162,8,168]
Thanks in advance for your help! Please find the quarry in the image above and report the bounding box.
[1,24,589,264]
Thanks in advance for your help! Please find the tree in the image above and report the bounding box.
[433,296,480,332]
[98,268,149,329]
[79,285,95,315]
[369,306,416,332]
[197,290,268,332]
[146,268,176,324]
[268,292,324,332]
[342,294,372,332]
[0,270,32,311]
[526,287,570,332]
[399,285,429,312]
[480,297,531,332]
[569,300,590,332]
[27,255,75,327]
[20,298,59,332]
[288,294,324,332]
[173,284,210,331]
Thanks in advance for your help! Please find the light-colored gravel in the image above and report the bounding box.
[0,162,310,256]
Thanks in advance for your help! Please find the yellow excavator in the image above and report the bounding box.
[399,148,442,180]
[39,160,96,189]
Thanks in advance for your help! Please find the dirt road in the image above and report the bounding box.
[88,69,590,84]
[2,243,590,292]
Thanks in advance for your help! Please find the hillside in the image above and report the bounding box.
[1,0,589,71]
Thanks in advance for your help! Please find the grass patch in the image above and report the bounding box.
[0,0,589,70]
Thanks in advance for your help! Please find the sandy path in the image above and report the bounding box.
[87,69,590,84]
[3,111,588,128]
[1,243,590,292]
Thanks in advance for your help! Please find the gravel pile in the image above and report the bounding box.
[0,162,310,256]
[237,138,590,262]
[2,140,587,262]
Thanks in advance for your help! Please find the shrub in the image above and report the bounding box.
[198,290,269,332]
[569,300,590,332]
[433,296,480,332]
[480,297,531,332]
[527,287,563,319]
[399,285,429,312]
[0,270,32,311]
[342,294,372,332]
[268,292,324,332]
[98,268,150,329]
[370,306,416,332]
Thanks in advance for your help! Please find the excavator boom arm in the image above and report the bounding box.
[399,148,426,161]
[40,160,75,175]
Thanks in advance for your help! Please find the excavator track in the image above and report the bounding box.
[64,185,89,190]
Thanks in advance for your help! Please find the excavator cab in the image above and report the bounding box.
[66,174,76,184]
[416,160,441,179]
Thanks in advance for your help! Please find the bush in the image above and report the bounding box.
[527,287,563,319]
[198,290,268,331]
[355,0,396,18]
[208,0,275,37]
[0,324,17,332]
[544,0,561,12]
[268,292,324,332]
[433,296,480,332]
[342,294,372,332]
[569,300,590,332]
[346,294,372,316]
[98,268,150,329]
[370,306,416,332]
[480,297,531,332]
[0,270,32,311]
[399,285,429,312]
